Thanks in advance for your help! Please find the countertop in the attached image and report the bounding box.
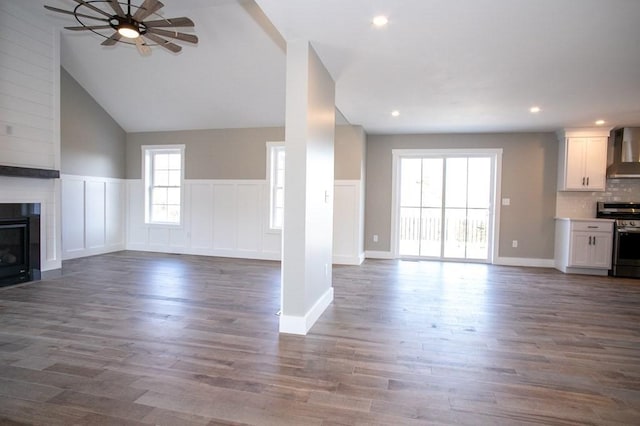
[555,217,615,222]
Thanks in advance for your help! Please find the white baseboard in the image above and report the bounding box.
[365,250,394,260]
[558,266,610,276]
[124,244,281,262]
[62,243,126,261]
[494,257,555,268]
[362,253,554,268]
[279,287,334,335]
[333,252,365,265]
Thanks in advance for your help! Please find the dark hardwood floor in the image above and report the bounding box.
[0,251,639,425]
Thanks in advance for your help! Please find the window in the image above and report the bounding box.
[143,145,185,225]
[267,142,285,230]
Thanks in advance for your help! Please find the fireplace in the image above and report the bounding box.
[0,204,41,287]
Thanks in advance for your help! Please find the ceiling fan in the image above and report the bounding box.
[44,0,198,56]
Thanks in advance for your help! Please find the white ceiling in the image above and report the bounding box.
[39,0,640,134]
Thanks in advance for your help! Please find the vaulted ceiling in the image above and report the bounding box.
[39,0,640,134]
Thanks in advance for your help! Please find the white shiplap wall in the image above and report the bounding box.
[0,1,62,272]
[0,0,58,169]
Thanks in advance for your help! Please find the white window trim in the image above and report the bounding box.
[266,141,285,233]
[142,144,186,227]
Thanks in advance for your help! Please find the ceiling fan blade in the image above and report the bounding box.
[101,32,123,46]
[70,0,112,19]
[144,17,194,28]
[44,5,109,22]
[108,0,126,17]
[133,0,164,22]
[136,37,152,56]
[146,28,198,44]
[143,33,181,53]
[65,25,113,31]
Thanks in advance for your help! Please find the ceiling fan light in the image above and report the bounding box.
[118,23,140,39]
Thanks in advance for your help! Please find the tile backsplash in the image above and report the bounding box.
[556,179,640,218]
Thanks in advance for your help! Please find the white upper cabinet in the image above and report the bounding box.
[558,128,611,191]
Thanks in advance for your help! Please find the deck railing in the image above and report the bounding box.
[399,208,488,256]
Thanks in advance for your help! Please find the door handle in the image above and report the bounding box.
[582,177,586,186]
[593,236,596,245]
[586,177,589,186]
[588,236,592,245]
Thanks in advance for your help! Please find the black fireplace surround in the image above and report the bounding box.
[0,204,41,287]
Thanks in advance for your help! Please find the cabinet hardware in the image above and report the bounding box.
[582,177,586,185]
[593,236,596,245]
[587,226,598,229]
[588,236,592,245]
[587,177,589,186]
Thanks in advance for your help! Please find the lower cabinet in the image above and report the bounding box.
[555,219,614,275]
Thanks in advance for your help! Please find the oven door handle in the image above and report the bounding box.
[618,229,640,234]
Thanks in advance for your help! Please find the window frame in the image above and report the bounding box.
[142,144,185,227]
[266,141,285,232]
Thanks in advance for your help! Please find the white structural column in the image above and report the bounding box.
[279,40,336,335]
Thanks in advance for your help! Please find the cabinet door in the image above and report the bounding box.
[583,137,607,190]
[565,138,587,189]
[590,233,612,268]
[569,231,591,266]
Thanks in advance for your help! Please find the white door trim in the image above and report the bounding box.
[391,148,503,263]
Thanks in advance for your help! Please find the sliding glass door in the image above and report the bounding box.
[395,151,498,262]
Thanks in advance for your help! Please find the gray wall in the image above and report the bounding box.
[127,125,364,180]
[335,125,366,180]
[61,67,126,178]
[365,133,558,260]
[126,127,284,180]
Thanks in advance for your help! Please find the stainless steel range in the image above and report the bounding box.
[596,202,640,278]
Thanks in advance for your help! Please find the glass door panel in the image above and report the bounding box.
[420,207,442,257]
[419,159,443,257]
[397,154,493,262]
[443,207,467,258]
[467,158,491,209]
[398,158,423,256]
[399,207,421,255]
[466,208,489,259]
[444,158,468,209]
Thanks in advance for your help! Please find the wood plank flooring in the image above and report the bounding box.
[0,251,639,425]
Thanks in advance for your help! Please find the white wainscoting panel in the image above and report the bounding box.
[85,180,105,249]
[333,180,365,265]
[189,182,214,250]
[127,180,278,260]
[262,232,281,257]
[125,179,365,264]
[126,180,146,246]
[105,181,125,247]
[212,183,237,251]
[61,177,85,254]
[61,175,126,260]
[237,184,262,253]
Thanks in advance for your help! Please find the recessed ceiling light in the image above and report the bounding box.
[372,15,388,27]
[529,106,541,113]
[391,110,400,117]
[595,119,606,126]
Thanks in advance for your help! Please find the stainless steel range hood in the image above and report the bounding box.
[606,127,640,178]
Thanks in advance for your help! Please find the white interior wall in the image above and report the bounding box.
[60,175,126,260]
[62,179,364,264]
[0,1,62,272]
